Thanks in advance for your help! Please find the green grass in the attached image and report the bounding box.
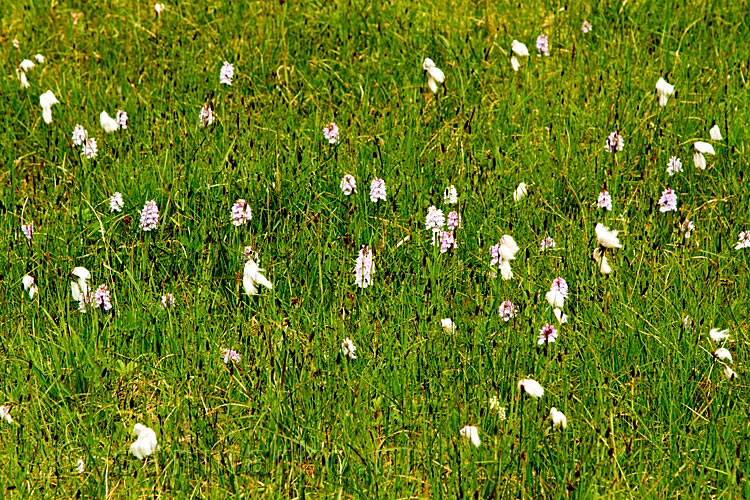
[2,0,749,497]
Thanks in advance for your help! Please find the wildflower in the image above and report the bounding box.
[666,156,683,176]
[439,231,456,253]
[540,236,556,252]
[581,20,593,33]
[34,54,45,64]
[490,235,519,280]
[443,185,458,205]
[222,348,241,364]
[693,141,715,170]
[655,77,675,107]
[243,259,273,295]
[489,397,507,420]
[446,211,461,231]
[513,182,528,202]
[369,178,387,203]
[709,328,730,342]
[72,125,87,146]
[39,90,59,124]
[139,200,159,231]
[459,425,481,448]
[100,111,118,133]
[82,138,98,159]
[340,174,357,195]
[230,199,252,226]
[323,122,339,144]
[714,348,732,363]
[21,222,33,240]
[511,40,528,71]
[604,130,624,153]
[199,105,215,127]
[76,459,85,474]
[219,61,234,85]
[517,378,544,398]
[658,188,678,212]
[681,219,695,238]
[425,206,445,232]
[709,124,722,141]
[12,39,20,49]
[110,192,124,212]
[498,300,517,321]
[422,58,445,93]
[441,318,456,334]
[537,323,558,345]
[0,405,12,424]
[354,245,374,288]
[536,34,550,56]
[16,69,29,88]
[341,337,357,359]
[734,231,750,250]
[723,365,738,381]
[130,424,158,460]
[70,267,91,306]
[71,12,83,25]
[19,59,35,72]
[243,245,258,261]
[597,190,612,211]
[22,275,38,299]
[155,3,166,14]
[116,110,128,129]
[93,284,112,311]
[161,293,176,308]
[592,248,611,274]
[682,315,692,329]
[550,407,568,429]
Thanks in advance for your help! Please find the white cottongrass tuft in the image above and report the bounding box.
[76,459,85,474]
[441,318,456,334]
[490,235,520,280]
[550,407,568,429]
[709,328,730,342]
[341,337,357,359]
[22,275,38,299]
[130,424,158,460]
[20,59,35,72]
[513,182,528,202]
[0,405,13,424]
[100,111,119,133]
[243,259,273,296]
[734,231,750,250]
[709,124,722,141]
[459,425,481,447]
[655,77,674,107]
[517,378,544,398]
[723,365,738,381]
[714,348,732,363]
[443,185,458,205]
[16,68,30,88]
[71,267,91,311]
[595,223,622,249]
[39,90,59,124]
[34,54,45,64]
[155,3,166,14]
[422,58,445,93]
[693,141,715,170]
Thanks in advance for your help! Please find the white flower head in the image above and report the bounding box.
[342,337,357,359]
[39,90,59,124]
[19,59,35,72]
[595,223,622,249]
[425,206,445,232]
[155,3,166,14]
[22,275,38,299]
[354,245,374,288]
[550,407,568,429]
[513,182,528,202]
[511,40,529,57]
[71,267,91,309]
[592,247,611,274]
[510,56,520,72]
[443,185,458,205]
[723,365,738,381]
[735,231,750,250]
[714,348,732,363]
[693,141,715,170]
[340,174,357,196]
[130,423,158,460]
[459,425,481,447]
[16,69,29,88]
[517,378,544,398]
[100,111,119,133]
[545,289,565,310]
[709,124,722,141]
[0,405,13,424]
[220,61,234,86]
[440,318,456,334]
[110,192,124,212]
[655,77,674,107]
[243,259,273,296]
[72,124,87,146]
[34,54,45,64]
[422,58,445,93]
[709,328,730,342]
[76,459,85,474]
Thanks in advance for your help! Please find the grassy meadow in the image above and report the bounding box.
[2,0,750,497]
